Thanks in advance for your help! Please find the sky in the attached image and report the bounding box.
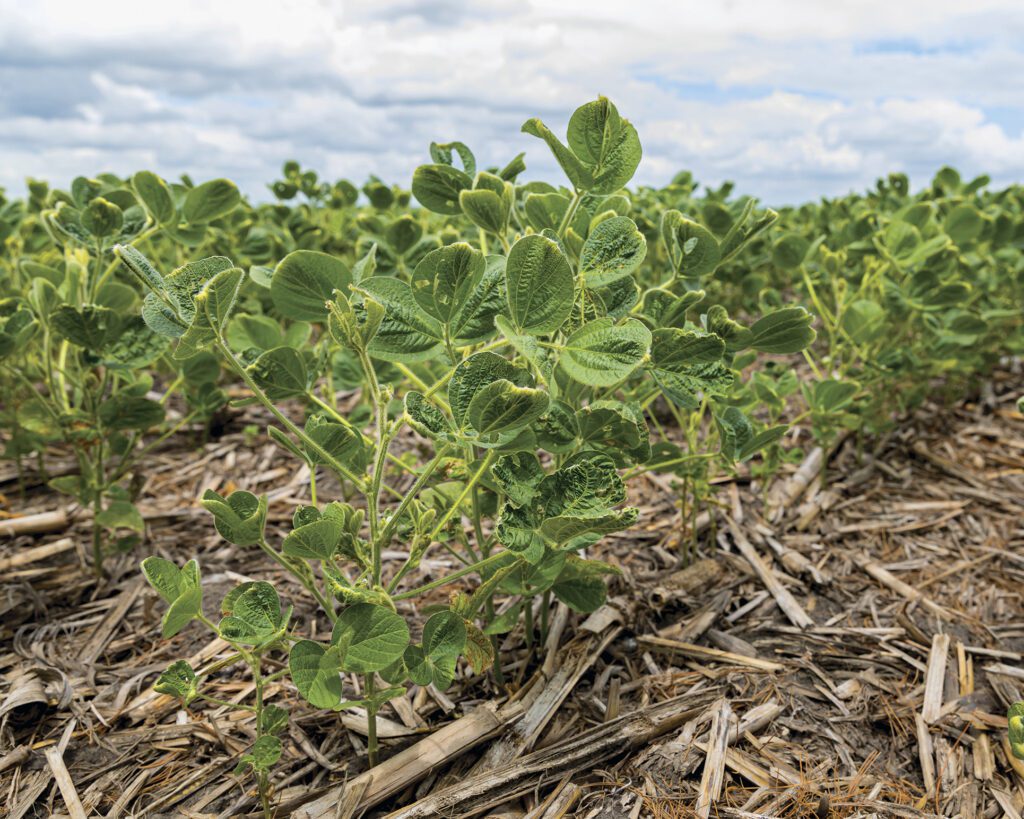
[1,0,1022,205]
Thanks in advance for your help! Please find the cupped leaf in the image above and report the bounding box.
[201,489,267,546]
[450,254,505,346]
[411,243,485,324]
[403,611,466,689]
[1009,703,1024,760]
[748,307,816,354]
[448,351,533,429]
[771,233,810,270]
[566,97,642,193]
[359,276,444,362]
[411,164,472,215]
[459,188,508,234]
[551,556,620,612]
[559,318,651,386]
[289,640,343,708]
[405,391,454,440]
[132,171,175,224]
[234,736,282,776]
[247,346,309,399]
[141,557,202,637]
[332,603,410,673]
[183,178,241,224]
[283,518,343,561]
[492,452,544,507]
[50,304,119,350]
[218,581,284,645]
[271,250,351,321]
[153,660,198,705]
[467,379,550,437]
[661,211,721,279]
[579,215,647,287]
[505,234,573,335]
[98,395,165,430]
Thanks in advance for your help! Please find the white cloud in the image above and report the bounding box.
[0,0,1021,204]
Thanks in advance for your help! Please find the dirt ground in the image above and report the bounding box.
[1,370,1023,818]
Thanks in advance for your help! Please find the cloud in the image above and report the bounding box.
[0,0,1021,204]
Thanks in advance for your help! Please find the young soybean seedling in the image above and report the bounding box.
[0,173,241,573]
[126,97,814,814]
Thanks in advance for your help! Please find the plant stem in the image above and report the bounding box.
[365,673,379,767]
[557,190,583,237]
[214,339,367,491]
[427,450,496,543]
[392,551,514,601]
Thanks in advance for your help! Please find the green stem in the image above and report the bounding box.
[557,191,583,237]
[377,445,451,553]
[427,450,496,543]
[365,673,379,767]
[215,339,367,491]
[393,551,513,602]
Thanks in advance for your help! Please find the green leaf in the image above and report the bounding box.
[201,490,267,546]
[459,188,508,234]
[98,395,165,430]
[332,603,410,673]
[576,401,650,465]
[235,736,282,775]
[945,204,984,245]
[505,234,574,335]
[153,660,198,705]
[467,379,550,437]
[411,164,472,215]
[141,557,202,637]
[559,318,651,386]
[552,556,619,612]
[183,179,240,224]
[304,414,369,471]
[403,611,466,689]
[50,304,119,350]
[492,452,544,507]
[410,243,485,324]
[579,215,647,288]
[359,277,443,362]
[289,640,343,708]
[661,211,721,278]
[771,233,810,270]
[218,581,283,645]
[271,250,351,321]
[81,197,123,238]
[96,500,144,534]
[132,171,175,224]
[748,307,816,354]
[448,351,533,430]
[247,346,309,399]
[283,518,343,561]
[405,391,454,440]
[565,97,642,193]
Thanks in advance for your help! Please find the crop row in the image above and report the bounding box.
[0,98,1021,813]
